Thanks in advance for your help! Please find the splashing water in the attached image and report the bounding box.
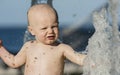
[109,0,120,75]
[83,8,112,75]
[31,0,48,6]
[83,0,120,75]
[23,29,35,43]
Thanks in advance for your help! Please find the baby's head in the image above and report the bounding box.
[27,4,58,26]
[27,4,59,45]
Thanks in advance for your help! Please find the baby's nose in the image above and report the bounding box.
[48,28,54,33]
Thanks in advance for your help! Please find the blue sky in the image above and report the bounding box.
[0,0,31,27]
[0,0,119,28]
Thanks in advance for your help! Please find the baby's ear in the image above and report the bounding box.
[28,26,35,35]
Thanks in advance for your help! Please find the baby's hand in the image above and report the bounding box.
[0,40,2,57]
[0,40,2,48]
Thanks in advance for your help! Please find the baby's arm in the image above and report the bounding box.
[62,44,86,66]
[0,40,27,68]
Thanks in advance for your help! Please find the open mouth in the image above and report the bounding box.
[47,36,55,40]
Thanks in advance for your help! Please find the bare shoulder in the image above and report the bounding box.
[22,40,35,48]
[58,43,73,52]
[24,40,35,45]
[58,43,71,48]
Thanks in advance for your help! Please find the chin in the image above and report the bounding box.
[45,40,56,45]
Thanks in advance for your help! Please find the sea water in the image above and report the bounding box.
[0,27,26,54]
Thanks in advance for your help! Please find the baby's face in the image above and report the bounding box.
[28,10,59,45]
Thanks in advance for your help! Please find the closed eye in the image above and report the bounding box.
[41,27,47,30]
[52,26,58,28]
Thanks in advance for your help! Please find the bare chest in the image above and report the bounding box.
[26,47,64,64]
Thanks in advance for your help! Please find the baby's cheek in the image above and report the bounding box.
[39,33,45,38]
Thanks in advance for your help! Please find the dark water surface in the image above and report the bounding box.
[0,27,26,54]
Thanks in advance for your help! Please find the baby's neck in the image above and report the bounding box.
[35,40,60,46]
